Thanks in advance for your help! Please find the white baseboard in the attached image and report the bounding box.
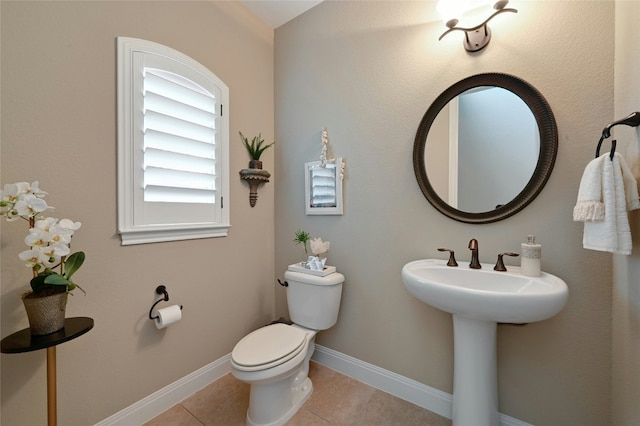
[96,346,531,426]
[311,345,532,426]
[94,354,231,426]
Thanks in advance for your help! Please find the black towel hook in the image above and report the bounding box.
[596,112,640,160]
[595,136,617,160]
[601,112,640,139]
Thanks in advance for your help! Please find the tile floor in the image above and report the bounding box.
[144,361,451,425]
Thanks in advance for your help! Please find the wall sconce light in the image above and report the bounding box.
[437,0,517,52]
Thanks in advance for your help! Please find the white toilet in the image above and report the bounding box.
[231,269,345,426]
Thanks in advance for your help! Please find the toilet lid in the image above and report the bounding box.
[232,324,307,370]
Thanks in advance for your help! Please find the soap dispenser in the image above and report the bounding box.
[521,235,541,277]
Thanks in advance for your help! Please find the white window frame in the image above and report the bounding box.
[117,37,230,245]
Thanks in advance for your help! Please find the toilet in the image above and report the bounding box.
[231,269,345,426]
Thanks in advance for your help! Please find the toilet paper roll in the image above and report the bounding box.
[155,305,182,329]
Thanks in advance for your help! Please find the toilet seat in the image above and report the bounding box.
[232,324,307,372]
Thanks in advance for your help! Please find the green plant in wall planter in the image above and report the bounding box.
[0,181,86,335]
[239,131,275,169]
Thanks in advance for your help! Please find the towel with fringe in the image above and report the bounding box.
[573,155,606,221]
[573,152,640,254]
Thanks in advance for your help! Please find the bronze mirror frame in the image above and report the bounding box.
[413,73,558,224]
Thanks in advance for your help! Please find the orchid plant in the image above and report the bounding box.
[0,181,85,296]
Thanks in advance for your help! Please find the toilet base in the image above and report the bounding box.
[246,377,313,426]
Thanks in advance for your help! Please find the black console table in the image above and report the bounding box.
[1,317,94,426]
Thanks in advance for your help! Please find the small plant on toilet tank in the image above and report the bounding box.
[293,229,330,271]
[293,229,310,258]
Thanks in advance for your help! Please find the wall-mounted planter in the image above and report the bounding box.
[239,168,270,207]
[249,160,263,169]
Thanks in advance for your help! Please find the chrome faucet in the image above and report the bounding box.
[468,239,481,269]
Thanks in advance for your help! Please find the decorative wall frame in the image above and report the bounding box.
[305,158,344,215]
[304,128,345,215]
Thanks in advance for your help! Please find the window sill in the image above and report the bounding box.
[119,225,230,246]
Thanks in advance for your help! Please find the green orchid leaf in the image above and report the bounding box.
[44,274,70,285]
[30,275,48,293]
[64,251,85,279]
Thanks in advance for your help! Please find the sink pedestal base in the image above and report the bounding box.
[452,315,498,426]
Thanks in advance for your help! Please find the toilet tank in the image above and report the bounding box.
[283,270,345,331]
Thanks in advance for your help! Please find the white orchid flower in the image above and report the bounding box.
[1,184,24,220]
[49,226,73,245]
[1,183,23,203]
[29,181,47,198]
[19,246,57,268]
[49,221,73,244]
[13,194,48,218]
[19,249,41,268]
[6,182,45,201]
[310,237,330,256]
[58,218,81,231]
[1,182,51,221]
[42,243,70,260]
[35,247,57,268]
[25,228,52,247]
[34,217,58,232]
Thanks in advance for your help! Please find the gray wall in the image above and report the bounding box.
[274,1,614,424]
[1,2,275,424]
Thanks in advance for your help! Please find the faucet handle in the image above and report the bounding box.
[494,252,519,271]
[437,248,458,267]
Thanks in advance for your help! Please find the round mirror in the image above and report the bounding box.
[413,73,558,224]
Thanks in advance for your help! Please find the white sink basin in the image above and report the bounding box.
[402,258,569,324]
[402,258,569,425]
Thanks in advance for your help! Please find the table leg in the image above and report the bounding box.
[46,346,57,426]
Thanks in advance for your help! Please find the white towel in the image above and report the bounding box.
[575,153,640,255]
[619,153,640,212]
[573,155,605,222]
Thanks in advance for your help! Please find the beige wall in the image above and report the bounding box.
[275,1,614,425]
[613,1,640,424]
[1,1,275,425]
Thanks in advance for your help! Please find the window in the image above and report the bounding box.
[117,37,229,245]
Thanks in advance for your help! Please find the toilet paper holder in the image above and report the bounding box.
[149,285,183,320]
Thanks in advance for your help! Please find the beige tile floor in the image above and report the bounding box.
[144,361,451,426]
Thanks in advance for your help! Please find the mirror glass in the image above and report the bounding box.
[426,87,539,212]
[413,73,557,224]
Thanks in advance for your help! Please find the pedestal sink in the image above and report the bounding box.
[401,259,568,426]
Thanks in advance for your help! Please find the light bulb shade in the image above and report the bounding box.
[493,0,509,10]
[436,0,470,25]
[437,0,504,26]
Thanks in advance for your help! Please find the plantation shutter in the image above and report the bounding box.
[143,68,218,204]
